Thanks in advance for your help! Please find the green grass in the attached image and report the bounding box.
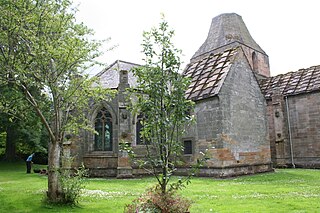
[0,162,320,212]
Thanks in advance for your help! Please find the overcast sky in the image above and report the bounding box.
[74,0,320,76]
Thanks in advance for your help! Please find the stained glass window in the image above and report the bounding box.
[94,108,112,151]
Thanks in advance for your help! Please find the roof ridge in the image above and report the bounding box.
[95,61,118,77]
[116,60,142,67]
[95,60,141,77]
[192,41,267,62]
[271,64,320,79]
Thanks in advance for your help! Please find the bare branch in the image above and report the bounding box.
[21,83,55,142]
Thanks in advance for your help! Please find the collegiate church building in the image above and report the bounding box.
[71,13,320,178]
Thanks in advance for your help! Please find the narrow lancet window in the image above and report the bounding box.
[94,108,112,151]
[136,114,144,145]
[252,51,258,72]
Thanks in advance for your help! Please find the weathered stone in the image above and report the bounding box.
[182,47,272,175]
[265,92,320,168]
[191,13,270,78]
[72,12,320,178]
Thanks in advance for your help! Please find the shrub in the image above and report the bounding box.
[125,186,192,213]
[59,163,88,204]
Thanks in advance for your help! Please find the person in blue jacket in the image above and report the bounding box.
[26,153,35,173]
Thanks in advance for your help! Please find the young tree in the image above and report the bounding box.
[0,0,111,202]
[130,16,194,195]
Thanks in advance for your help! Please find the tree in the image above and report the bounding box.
[129,16,194,195]
[0,82,48,161]
[0,0,111,203]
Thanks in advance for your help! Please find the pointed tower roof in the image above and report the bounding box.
[192,13,265,61]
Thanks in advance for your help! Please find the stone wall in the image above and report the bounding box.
[241,45,270,78]
[181,96,222,166]
[266,91,291,167]
[217,50,271,169]
[78,69,142,177]
[182,50,272,177]
[83,155,118,177]
[75,89,123,176]
[288,92,320,168]
[267,92,320,168]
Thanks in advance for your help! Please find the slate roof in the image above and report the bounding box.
[184,48,237,101]
[259,65,320,98]
[96,60,140,89]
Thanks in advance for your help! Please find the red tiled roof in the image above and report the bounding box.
[259,65,320,98]
[183,48,237,101]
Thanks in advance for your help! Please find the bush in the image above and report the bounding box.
[59,164,88,204]
[32,152,48,165]
[125,186,192,213]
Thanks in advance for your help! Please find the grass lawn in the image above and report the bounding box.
[0,162,320,212]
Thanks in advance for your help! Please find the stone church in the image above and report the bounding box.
[71,13,320,178]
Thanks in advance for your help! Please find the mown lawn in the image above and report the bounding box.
[0,162,319,212]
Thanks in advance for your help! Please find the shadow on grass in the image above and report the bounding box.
[39,201,85,212]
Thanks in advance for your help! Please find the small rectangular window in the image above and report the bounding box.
[184,140,193,155]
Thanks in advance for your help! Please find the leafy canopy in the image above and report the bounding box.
[0,0,113,203]
[0,0,112,141]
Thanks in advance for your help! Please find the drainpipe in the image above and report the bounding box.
[285,96,295,168]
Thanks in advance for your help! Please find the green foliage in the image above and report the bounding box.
[129,15,194,196]
[0,132,5,155]
[125,186,192,213]
[59,164,88,205]
[0,78,49,160]
[0,0,113,202]
[119,140,136,158]
[0,0,111,141]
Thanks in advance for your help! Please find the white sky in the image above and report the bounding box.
[74,0,320,76]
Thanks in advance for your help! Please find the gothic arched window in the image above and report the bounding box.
[94,108,112,151]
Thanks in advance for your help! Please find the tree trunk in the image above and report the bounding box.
[4,124,17,161]
[4,74,18,161]
[47,140,63,202]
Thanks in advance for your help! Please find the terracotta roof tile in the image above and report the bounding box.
[259,65,320,98]
[183,48,237,101]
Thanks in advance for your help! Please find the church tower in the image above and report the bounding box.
[191,13,270,78]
